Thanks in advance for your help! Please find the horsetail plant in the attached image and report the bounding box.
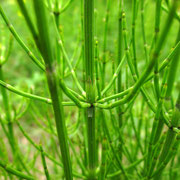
[0,0,179,179]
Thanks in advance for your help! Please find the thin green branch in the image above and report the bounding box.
[0,160,35,180]
[0,5,45,71]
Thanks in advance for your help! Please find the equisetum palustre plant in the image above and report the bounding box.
[0,0,179,179]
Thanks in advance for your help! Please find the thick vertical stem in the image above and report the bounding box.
[132,0,139,76]
[117,0,123,117]
[141,0,149,63]
[153,0,162,100]
[84,0,95,101]
[117,0,123,160]
[84,0,96,177]
[87,107,96,177]
[81,0,88,169]
[165,25,180,105]
[102,0,110,89]
[33,1,72,179]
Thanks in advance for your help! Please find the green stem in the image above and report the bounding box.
[107,154,147,178]
[140,0,149,63]
[32,0,73,179]
[102,0,110,89]
[0,5,45,71]
[39,144,50,180]
[153,0,162,100]
[132,0,139,76]
[84,0,96,177]
[0,79,82,106]
[166,26,180,99]
[154,93,180,179]
[0,160,35,180]
[101,54,126,97]
[0,68,14,152]
[16,0,41,51]
[94,0,177,110]
[117,0,124,130]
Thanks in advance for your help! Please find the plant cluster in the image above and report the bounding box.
[0,0,179,179]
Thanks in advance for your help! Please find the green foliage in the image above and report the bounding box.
[0,0,179,179]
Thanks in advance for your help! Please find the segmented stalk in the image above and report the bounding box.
[147,131,166,177]
[99,138,108,180]
[153,0,162,100]
[132,0,139,76]
[165,26,180,108]
[84,0,96,178]
[151,134,180,179]
[39,144,50,180]
[140,0,149,63]
[0,160,34,180]
[102,0,110,89]
[146,67,168,174]
[32,0,73,179]
[154,93,180,179]
[94,0,177,110]
[0,5,45,71]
